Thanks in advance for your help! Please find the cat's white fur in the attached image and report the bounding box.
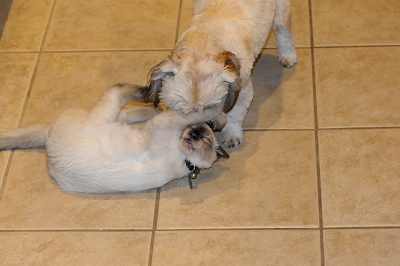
[0,84,226,194]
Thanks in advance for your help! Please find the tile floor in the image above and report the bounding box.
[0,0,399,265]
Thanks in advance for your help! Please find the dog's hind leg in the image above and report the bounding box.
[88,83,150,124]
[274,0,297,68]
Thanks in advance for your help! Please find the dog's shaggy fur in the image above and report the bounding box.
[147,0,297,147]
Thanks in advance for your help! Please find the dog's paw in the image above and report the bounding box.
[220,127,243,148]
[279,55,297,68]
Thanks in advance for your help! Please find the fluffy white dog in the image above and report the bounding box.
[147,0,297,147]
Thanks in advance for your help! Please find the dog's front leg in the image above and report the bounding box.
[220,80,254,147]
[274,0,297,68]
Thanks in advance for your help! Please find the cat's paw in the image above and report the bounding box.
[220,126,243,148]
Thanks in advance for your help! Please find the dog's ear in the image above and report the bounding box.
[147,58,177,106]
[216,51,241,113]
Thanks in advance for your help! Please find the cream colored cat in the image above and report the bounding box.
[0,83,228,193]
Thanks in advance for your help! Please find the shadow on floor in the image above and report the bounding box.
[0,0,13,40]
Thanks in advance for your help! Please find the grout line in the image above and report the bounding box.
[148,227,321,232]
[0,152,15,202]
[0,48,174,56]
[0,51,40,54]
[153,226,400,231]
[147,187,161,266]
[1,225,399,234]
[0,228,152,233]
[261,44,400,51]
[313,44,400,49]
[318,126,400,130]
[243,128,315,132]
[2,43,400,55]
[307,1,325,265]
[243,127,400,132]
[41,48,174,53]
[323,226,400,230]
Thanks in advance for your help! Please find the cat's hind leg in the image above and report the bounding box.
[87,83,150,124]
[117,106,162,124]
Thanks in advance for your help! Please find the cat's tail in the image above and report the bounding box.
[0,125,49,150]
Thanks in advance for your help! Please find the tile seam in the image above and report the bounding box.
[1,225,399,234]
[147,187,161,266]
[308,1,326,265]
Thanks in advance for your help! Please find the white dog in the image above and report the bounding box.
[147,0,297,147]
[0,84,228,193]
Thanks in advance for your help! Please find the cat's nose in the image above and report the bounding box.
[189,129,200,140]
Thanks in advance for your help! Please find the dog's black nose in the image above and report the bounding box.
[190,128,200,140]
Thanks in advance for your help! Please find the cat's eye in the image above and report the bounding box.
[202,136,213,146]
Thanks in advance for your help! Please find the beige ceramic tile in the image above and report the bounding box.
[177,0,193,37]
[0,150,10,187]
[244,49,314,129]
[324,229,400,266]
[0,53,37,131]
[315,47,400,128]
[0,0,52,51]
[44,0,180,50]
[157,131,319,229]
[312,0,400,46]
[319,129,400,227]
[153,230,321,266]
[178,0,310,48]
[0,151,156,229]
[21,51,169,126]
[0,231,151,265]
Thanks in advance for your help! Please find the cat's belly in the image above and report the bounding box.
[46,121,186,193]
[47,153,187,194]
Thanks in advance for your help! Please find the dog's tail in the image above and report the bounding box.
[0,125,49,150]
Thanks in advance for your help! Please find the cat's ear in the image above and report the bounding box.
[215,146,229,158]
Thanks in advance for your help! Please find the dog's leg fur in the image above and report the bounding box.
[220,80,254,147]
[222,0,296,146]
[274,0,297,68]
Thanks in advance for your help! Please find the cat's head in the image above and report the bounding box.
[179,123,228,169]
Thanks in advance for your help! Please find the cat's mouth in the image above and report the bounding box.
[184,138,194,151]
